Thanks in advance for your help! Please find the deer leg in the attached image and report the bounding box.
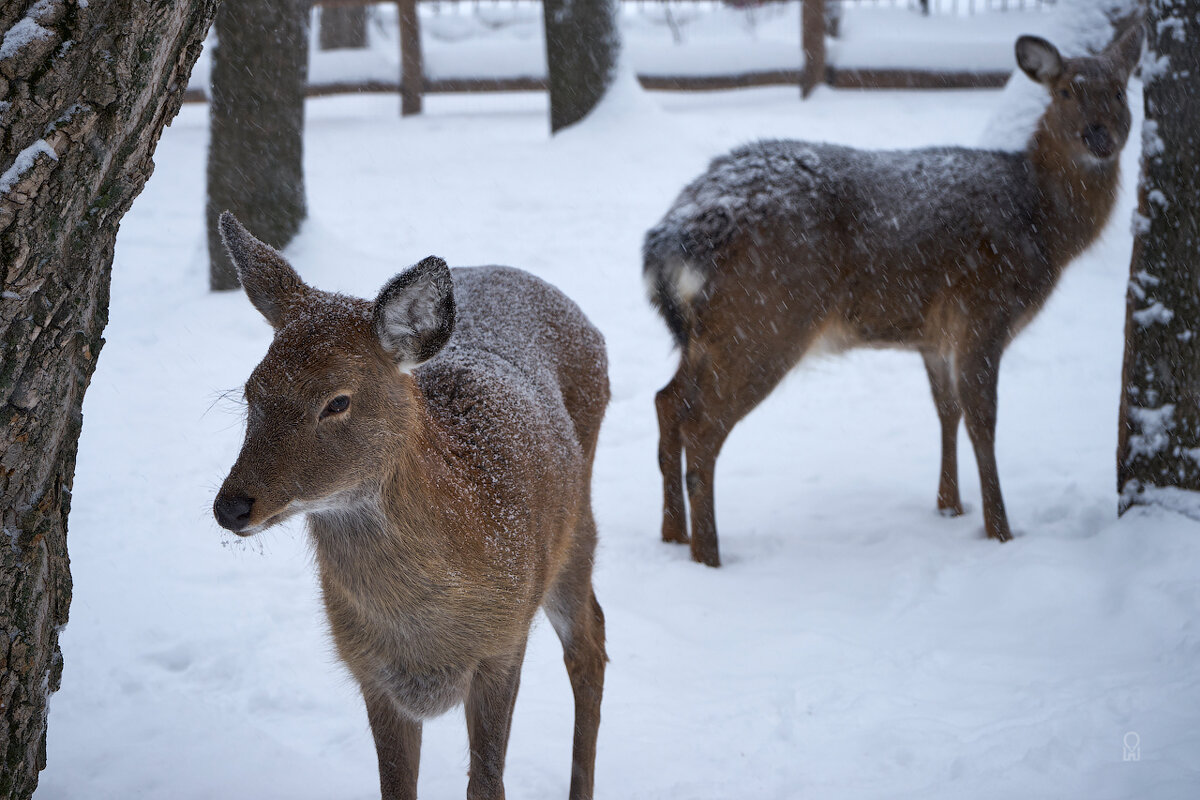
[656,365,690,544]
[545,518,607,800]
[678,343,739,567]
[465,646,527,800]
[681,411,729,568]
[957,341,1013,542]
[364,690,423,800]
[680,342,798,567]
[921,349,964,516]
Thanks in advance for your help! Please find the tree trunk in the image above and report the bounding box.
[1118,5,1200,513]
[207,0,311,290]
[319,5,368,50]
[0,1,218,796]
[542,0,620,133]
[801,0,826,98]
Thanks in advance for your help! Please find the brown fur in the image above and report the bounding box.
[213,214,609,799]
[644,29,1142,566]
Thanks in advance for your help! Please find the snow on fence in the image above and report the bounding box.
[184,0,1060,110]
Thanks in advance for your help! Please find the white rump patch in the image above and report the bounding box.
[674,261,707,303]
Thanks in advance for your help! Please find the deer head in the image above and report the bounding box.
[212,213,455,535]
[1016,24,1143,165]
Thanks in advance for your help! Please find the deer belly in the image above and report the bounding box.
[326,599,478,719]
[842,292,932,346]
[371,659,473,720]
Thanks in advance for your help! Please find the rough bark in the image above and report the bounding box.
[1118,3,1200,513]
[207,0,311,290]
[542,0,620,133]
[0,1,218,796]
[319,5,368,50]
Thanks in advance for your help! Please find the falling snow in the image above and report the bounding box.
[32,6,1200,799]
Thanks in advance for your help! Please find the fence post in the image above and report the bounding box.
[801,0,826,98]
[397,0,423,115]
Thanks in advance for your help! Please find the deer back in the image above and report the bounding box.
[644,26,1142,353]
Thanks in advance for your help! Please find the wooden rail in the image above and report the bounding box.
[182,0,1018,109]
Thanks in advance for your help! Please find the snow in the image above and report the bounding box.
[829,7,1054,71]
[1142,118,1165,158]
[0,16,53,61]
[1157,16,1187,43]
[0,138,57,194]
[1121,484,1200,521]
[1142,50,1172,83]
[184,2,1068,95]
[1130,209,1151,236]
[1132,300,1174,327]
[1126,404,1176,459]
[33,77,1200,800]
[1148,187,1170,209]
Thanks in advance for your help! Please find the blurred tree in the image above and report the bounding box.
[319,4,368,50]
[207,0,311,290]
[1118,6,1200,513]
[542,0,620,133]
[0,1,218,796]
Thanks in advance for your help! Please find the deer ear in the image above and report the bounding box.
[1106,21,1144,81]
[218,212,307,329]
[1016,35,1064,85]
[372,256,456,371]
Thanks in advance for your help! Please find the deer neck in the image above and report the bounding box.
[1028,124,1121,270]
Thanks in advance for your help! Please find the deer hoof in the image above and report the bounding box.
[662,527,689,545]
[988,527,1013,543]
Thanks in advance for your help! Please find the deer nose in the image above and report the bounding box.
[214,494,255,532]
[1082,124,1115,158]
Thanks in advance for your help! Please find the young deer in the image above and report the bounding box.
[644,29,1142,567]
[212,213,609,800]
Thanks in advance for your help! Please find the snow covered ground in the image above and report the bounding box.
[34,76,1200,798]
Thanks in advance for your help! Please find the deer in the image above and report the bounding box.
[211,213,609,800]
[643,27,1143,567]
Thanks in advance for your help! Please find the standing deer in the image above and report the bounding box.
[212,213,609,800]
[644,28,1142,567]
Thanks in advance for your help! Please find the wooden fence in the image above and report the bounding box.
[188,0,1047,110]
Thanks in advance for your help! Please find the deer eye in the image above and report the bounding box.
[1115,89,1124,102]
[1059,88,1070,99]
[320,395,350,420]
